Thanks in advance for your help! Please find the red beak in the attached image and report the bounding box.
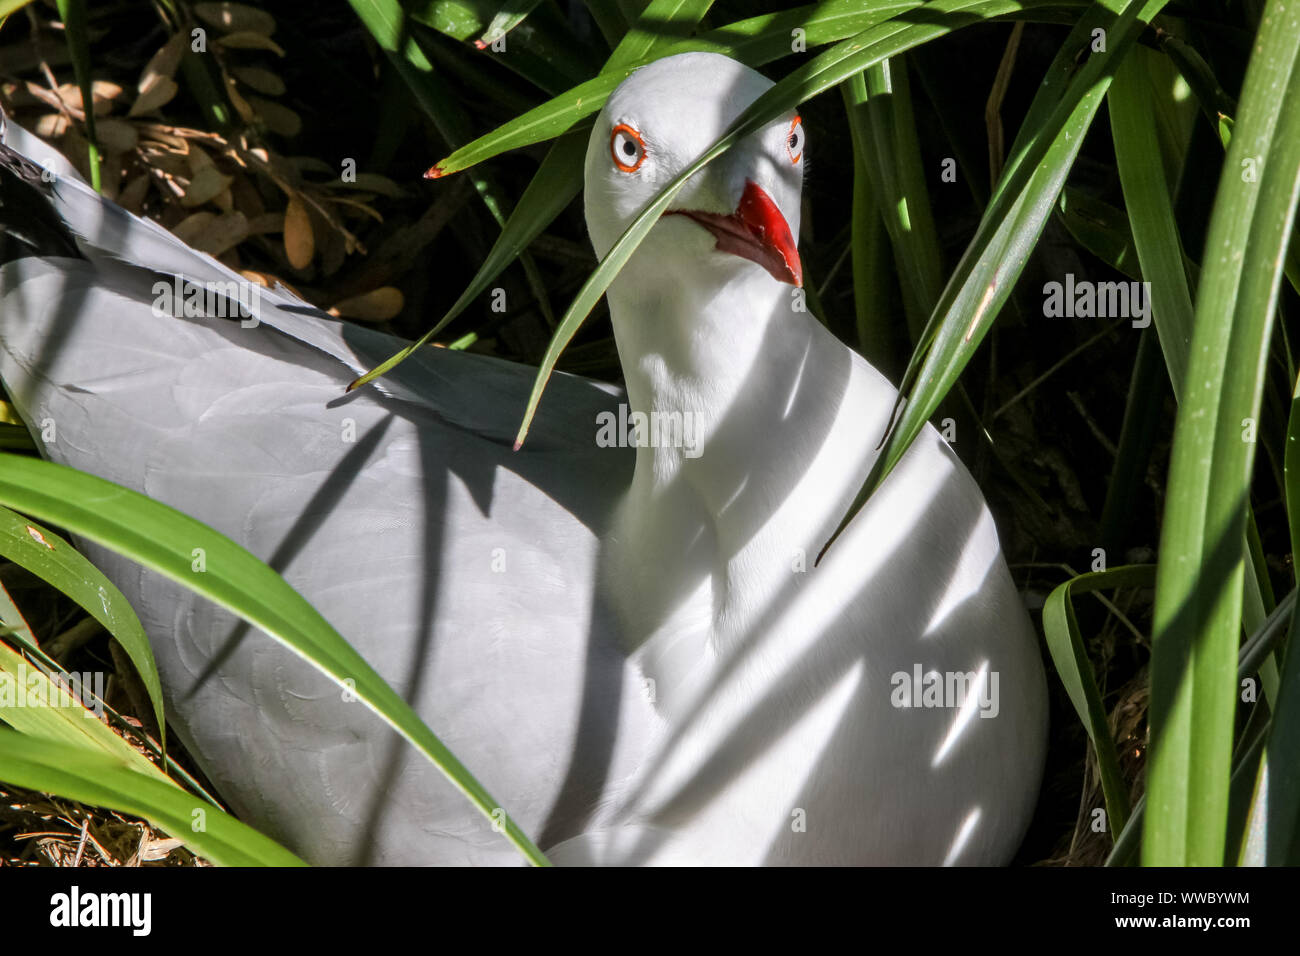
[667,180,802,287]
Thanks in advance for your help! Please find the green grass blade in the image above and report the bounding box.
[0,729,305,866]
[410,0,595,91]
[476,0,546,49]
[0,505,164,738]
[844,99,896,369]
[1109,590,1298,864]
[1238,371,1300,863]
[1042,565,1154,837]
[582,0,628,46]
[1143,0,1300,865]
[53,0,101,191]
[0,0,37,21]
[842,56,943,340]
[429,0,944,176]
[1109,46,1195,398]
[0,455,548,865]
[1056,188,1141,279]
[0,638,170,782]
[605,0,717,69]
[819,0,1169,562]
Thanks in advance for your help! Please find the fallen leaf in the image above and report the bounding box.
[138,32,188,90]
[129,75,179,116]
[249,96,301,137]
[96,118,139,153]
[329,287,405,322]
[180,165,233,207]
[196,2,277,36]
[231,66,286,96]
[192,211,250,256]
[172,211,218,244]
[216,31,286,55]
[283,193,314,269]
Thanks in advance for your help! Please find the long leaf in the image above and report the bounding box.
[475,0,545,49]
[0,638,170,782]
[842,56,943,340]
[1143,0,1300,865]
[1042,565,1154,837]
[0,505,164,737]
[820,0,1169,561]
[428,0,941,177]
[605,0,717,69]
[845,102,896,368]
[54,0,100,191]
[1239,371,1300,863]
[0,455,548,865]
[1109,47,1195,398]
[0,729,304,866]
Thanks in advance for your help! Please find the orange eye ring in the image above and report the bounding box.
[786,116,804,165]
[610,123,648,173]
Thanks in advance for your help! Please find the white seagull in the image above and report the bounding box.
[0,51,1046,865]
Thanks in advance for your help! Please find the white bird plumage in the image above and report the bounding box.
[0,51,1046,865]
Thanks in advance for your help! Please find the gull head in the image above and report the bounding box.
[584,52,804,292]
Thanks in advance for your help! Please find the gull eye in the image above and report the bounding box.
[610,123,647,173]
[786,116,805,164]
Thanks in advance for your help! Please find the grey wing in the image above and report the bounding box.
[0,184,652,863]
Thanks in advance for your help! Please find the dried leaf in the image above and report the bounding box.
[34,113,70,138]
[228,173,267,218]
[283,193,314,269]
[59,127,92,181]
[342,172,406,198]
[180,165,233,207]
[329,287,404,322]
[230,66,286,97]
[140,837,184,862]
[129,75,179,117]
[249,96,301,137]
[187,147,215,175]
[192,211,250,256]
[58,81,123,116]
[139,32,188,90]
[223,76,258,125]
[117,173,151,214]
[216,32,286,56]
[285,155,334,177]
[96,118,139,153]
[195,2,276,36]
[330,195,384,223]
[172,211,218,244]
[100,151,123,200]
[317,213,347,276]
[137,125,191,151]
[246,211,285,234]
[141,147,191,179]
